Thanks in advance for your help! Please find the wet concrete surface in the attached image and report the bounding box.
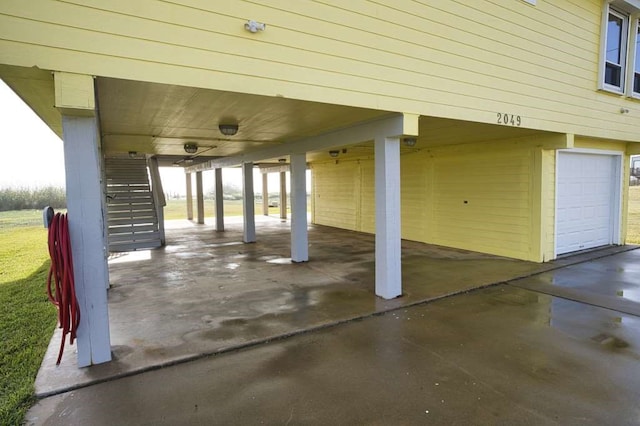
[33,216,638,400]
[510,250,640,316]
[33,217,538,396]
[27,284,640,425]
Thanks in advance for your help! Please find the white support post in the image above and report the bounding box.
[280,171,287,220]
[375,136,402,299]
[214,168,224,231]
[242,162,256,243]
[147,157,166,245]
[186,173,193,221]
[290,153,308,262]
[262,173,269,216]
[196,171,204,225]
[61,115,111,366]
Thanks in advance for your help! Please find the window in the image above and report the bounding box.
[603,8,629,92]
[599,2,640,97]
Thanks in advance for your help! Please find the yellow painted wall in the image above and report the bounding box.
[1,0,639,142]
[313,135,631,262]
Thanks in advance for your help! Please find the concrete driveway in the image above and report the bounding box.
[26,248,640,425]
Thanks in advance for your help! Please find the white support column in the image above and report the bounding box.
[214,168,224,231]
[186,173,193,221]
[242,162,256,243]
[61,115,111,366]
[196,171,204,224]
[279,171,287,220]
[375,136,402,299]
[290,153,308,262]
[147,157,166,245]
[262,173,269,216]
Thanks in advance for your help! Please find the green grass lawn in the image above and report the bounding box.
[0,211,57,425]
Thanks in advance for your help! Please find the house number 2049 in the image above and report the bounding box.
[497,113,521,126]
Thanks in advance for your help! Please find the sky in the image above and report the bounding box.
[0,80,292,195]
[0,80,66,188]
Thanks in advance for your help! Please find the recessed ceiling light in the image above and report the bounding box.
[219,124,239,136]
[184,143,198,154]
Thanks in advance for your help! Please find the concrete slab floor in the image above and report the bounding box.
[27,284,640,425]
[34,216,637,397]
[510,250,640,316]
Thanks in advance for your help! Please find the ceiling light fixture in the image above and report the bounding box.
[219,124,239,136]
[403,137,417,147]
[184,143,198,154]
[329,150,339,158]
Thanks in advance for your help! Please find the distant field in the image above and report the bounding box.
[0,209,47,229]
[163,198,284,220]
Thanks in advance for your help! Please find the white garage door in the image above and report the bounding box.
[556,152,619,255]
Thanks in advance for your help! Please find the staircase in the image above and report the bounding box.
[105,157,163,252]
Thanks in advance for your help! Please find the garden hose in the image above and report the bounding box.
[46,212,80,365]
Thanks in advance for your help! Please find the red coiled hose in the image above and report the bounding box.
[47,213,81,365]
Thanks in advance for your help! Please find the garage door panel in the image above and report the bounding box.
[556,152,618,255]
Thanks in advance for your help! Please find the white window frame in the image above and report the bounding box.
[599,5,629,94]
[628,17,640,98]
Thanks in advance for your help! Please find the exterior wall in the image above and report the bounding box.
[541,149,556,261]
[1,0,638,142]
[313,135,631,262]
[429,143,535,260]
[313,138,543,261]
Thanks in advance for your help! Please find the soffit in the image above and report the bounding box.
[96,77,389,163]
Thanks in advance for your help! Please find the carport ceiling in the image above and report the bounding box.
[96,77,389,159]
[0,68,545,164]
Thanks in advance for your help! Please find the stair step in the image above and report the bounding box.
[108,211,157,220]
[108,197,153,206]
[109,240,163,252]
[108,217,159,226]
[108,204,155,212]
[108,231,160,243]
[108,224,159,234]
[106,176,150,183]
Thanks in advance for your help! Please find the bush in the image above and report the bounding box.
[0,187,66,212]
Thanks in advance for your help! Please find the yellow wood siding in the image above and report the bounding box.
[429,145,534,260]
[313,133,631,262]
[312,161,359,230]
[314,139,543,261]
[541,149,556,261]
[1,0,639,142]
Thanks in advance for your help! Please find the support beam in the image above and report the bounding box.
[214,168,224,231]
[627,142,640,156]
[290,154,308,262]
[196,171,204,224]
[262,173,269,216]
[280,171,287,220]
[185,173,193,221]
[242,162,256,243]
[186,114,417,173]
[375,136,402,300]
[61,115,111,366]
